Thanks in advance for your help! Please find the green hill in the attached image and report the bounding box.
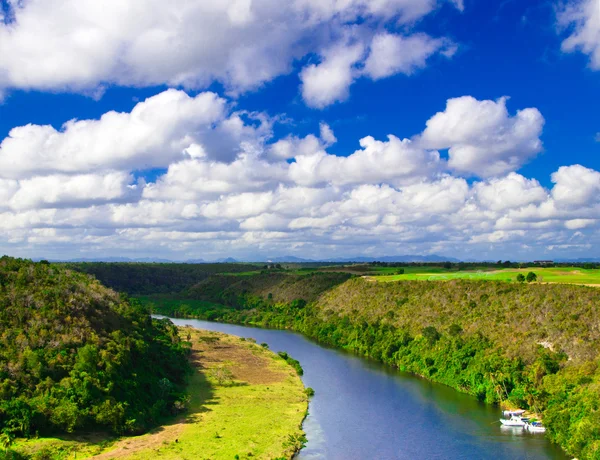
[64,262,257,295]
[0,257,190,440]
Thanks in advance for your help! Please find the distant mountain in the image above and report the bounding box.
[215,257,240,263]
[49,257,176,263]
[554,258,600,263]
[320,254,460,263]
[37,254,462,264]
[267,256,316,263]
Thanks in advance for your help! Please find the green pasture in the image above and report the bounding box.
[372,266,600,285]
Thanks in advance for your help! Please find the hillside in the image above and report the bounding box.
[64,262,257,295]
[0,257,190,440]
[160,272,600,459]
[188,272,352,306]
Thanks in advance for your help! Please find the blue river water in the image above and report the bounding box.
[164,317,567,460]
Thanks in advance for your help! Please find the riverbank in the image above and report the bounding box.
[11,327,308,460]
[145,274,600,459]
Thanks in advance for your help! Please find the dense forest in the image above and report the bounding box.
[63,262,255,295]
[0,257,190,441]
[146,272,600,459]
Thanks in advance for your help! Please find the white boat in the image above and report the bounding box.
[499,416,528,427]
[526,421,546,433]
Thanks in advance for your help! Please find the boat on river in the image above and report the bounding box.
[526,421,546,433]
[500,416,529,427]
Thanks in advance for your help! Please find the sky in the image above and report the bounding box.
[0,0,599,261]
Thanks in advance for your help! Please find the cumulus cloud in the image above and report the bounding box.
[558,0,600,69]
[300,41,365,108]
[473,173,548,212]
[551,164,600,207]
[0,0,461,105]
[0,88,598,260]
[289,135,441,186]
[419,96,545,177]
[6,172,137,211]
[0,90,278,178]
[363,33,455,80]
[300,30,457,108]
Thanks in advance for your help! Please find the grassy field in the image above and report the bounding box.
[370,266,600,285]
[11,328,308,460]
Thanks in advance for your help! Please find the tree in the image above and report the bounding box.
[0,432,14,451]
[526,272,537,283]
[516,274,526,283]
[448,324,463,336]
[422,326,440,344]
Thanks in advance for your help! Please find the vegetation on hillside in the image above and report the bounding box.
[0,257,190,442]
[64,262,257,295]
[148,273,600,459]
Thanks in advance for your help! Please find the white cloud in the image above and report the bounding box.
[0,0,461,103]
[558,0,600,69]
[143,155,287,200]
[363,33,455,80]
[551,164,600,207]
[0,90,278,178]
[319,123,337,146]
[0,88,598,261]
[300,30,458,108]
[565,218,596,229]
[300,41,365,108]
[8,172,136,211]
[473,173,547,212]
[419,96,544,177]
[289,135,440,186]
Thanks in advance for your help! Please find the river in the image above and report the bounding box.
[165,317,567,460]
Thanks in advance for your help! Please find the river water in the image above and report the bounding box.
[165,317,567,460]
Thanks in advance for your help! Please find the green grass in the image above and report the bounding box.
[372,266,600,285]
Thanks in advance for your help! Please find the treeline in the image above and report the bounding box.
[149,273,600,459]
[64,262,256,295]
[0,257,191,439]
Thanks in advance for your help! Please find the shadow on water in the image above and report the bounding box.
[162,317,567,460]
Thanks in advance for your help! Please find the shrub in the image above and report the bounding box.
[422,326,440,344]
[526,272,537,283]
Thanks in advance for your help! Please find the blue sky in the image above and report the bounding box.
[0,0,598,261]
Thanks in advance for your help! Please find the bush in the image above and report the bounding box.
[526,272,537,283]
[422,326,440,344]
[278,352,304,376]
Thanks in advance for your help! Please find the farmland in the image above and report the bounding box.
[367,266,600,285]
